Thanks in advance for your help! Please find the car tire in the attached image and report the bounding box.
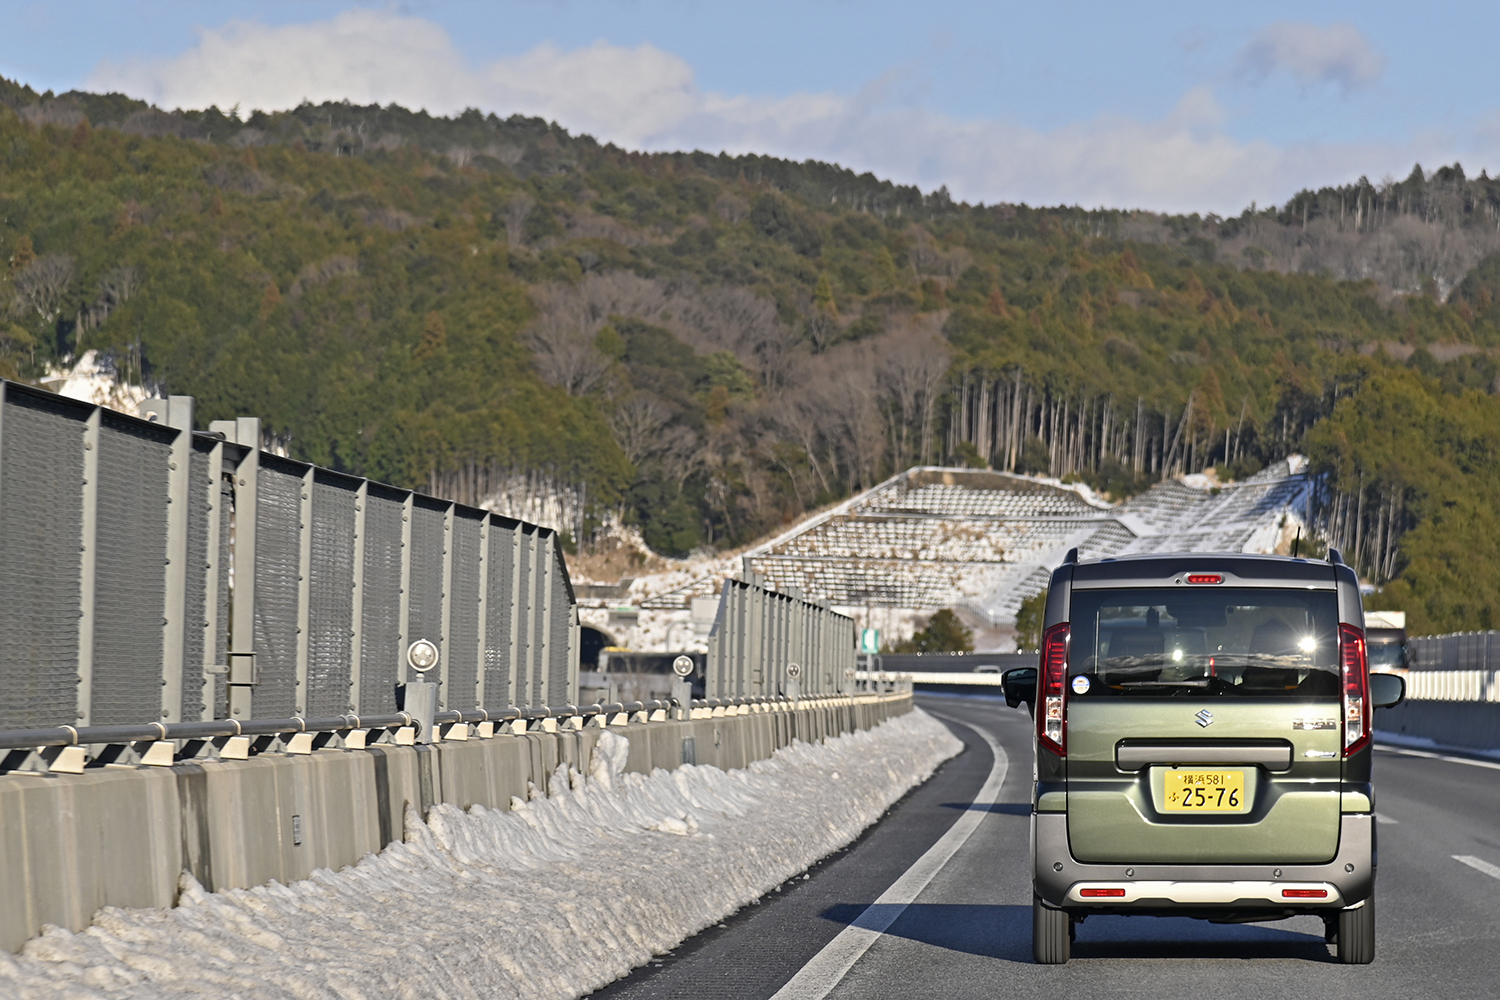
[1336,897,1375,964]
[1033,896,1071,964]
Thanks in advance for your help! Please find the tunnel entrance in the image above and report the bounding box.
[580,626,614,670]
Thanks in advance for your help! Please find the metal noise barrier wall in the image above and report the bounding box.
[705,572,857,698]
[1408,631,1500,672]
[0,381,578,732]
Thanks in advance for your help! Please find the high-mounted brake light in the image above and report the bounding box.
[1038,622,1070,756]
[1186,574,1222,585]
[1282,888,1329,899]
[1081,888,1126,898]
[1340,624,1370,757]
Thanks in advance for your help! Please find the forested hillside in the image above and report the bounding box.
[4,77,1500,632]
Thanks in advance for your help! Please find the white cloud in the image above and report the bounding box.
[86,10,1465,216]
[87,10,705,147]
[1236,22,1386,93]
[91,11,469,113]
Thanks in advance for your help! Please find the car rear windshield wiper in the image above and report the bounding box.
[1118,679,1210,689]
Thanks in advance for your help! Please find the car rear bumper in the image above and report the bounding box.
[1032,811,1374,911]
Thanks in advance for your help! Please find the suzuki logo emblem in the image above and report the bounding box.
[1195,709,1214,728]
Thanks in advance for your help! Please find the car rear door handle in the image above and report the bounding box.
[1115,742,1293,771]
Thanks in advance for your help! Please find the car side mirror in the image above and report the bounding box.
[1002,667,1037,717]
[1370,672,1405,709]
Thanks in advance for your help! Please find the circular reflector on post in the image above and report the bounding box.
[672,655,694,677]
[787,662,802,678]
[407,638,440,673]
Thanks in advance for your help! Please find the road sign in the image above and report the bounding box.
[860,629,881,654]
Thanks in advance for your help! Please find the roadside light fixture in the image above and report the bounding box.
[407,639,439,674]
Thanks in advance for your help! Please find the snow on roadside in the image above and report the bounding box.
[1,708,963,1000]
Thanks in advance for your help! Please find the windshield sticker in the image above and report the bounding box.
[1071,675,1091,695]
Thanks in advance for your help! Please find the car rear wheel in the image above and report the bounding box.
[1336,897,1375,964]
[1033,896,1071,964]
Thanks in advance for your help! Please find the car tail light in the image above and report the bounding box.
[1186,574,1222,584]
[1038,622,1070,756]
[1340,624,1370,757]
[1080,888,1126,898]
[1282,888,1329,899]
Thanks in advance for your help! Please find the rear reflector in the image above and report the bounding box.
[1186,574,1222,584]
[1080,888,1127,898]
[1281,888,1329,899]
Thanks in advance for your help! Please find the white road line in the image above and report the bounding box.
[1453,855,1500,881]
[1374,813,1399,825]
[1375,744,1500,772]
[769,712,1009,1000]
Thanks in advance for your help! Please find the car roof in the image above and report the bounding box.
[1070,552,1337,589]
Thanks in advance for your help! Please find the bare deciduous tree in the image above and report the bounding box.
[658,424,705,488]
[526,315,611,396]
[751,320,802,394]
[771,386,835,497]
[715,193,749,224]
[607,394,674,465]
[823,351,887,491]
[877,321,952,468]
[77,265,143,341]
[12,254,74,324]
[1217,202,1500,300]
[905,225,944,276]
[526,271,796,390]
[801,298,837,354]
[504,192,535,248]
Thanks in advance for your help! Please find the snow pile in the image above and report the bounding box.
[41,351,148,414]
[0,708,961,1000]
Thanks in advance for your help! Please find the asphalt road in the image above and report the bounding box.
[590,693,1500,1000]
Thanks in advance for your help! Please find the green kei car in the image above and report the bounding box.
[1002,550,1406,965]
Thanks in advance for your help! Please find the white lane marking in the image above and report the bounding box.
[1453,855,1500,881]
[1375,744,1500,772]
[1374,813,1399,825]
[769,711,1009,1000]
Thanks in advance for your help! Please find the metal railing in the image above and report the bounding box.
[0,689,905,776]
[0,382,576,732]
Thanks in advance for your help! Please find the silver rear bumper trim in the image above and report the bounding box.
[1066,880,1342,906]
[1033,811,1374,908]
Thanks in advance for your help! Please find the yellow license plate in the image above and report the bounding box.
[1164,769,1246,812]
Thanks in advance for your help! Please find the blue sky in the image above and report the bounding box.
[4,2,1498,214]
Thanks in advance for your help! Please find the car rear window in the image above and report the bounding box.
[1068,587,1341,698]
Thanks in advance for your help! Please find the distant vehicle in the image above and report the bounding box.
[1363,610,1409,673]
[973,664,1002,674]
[1003,551,1405,965]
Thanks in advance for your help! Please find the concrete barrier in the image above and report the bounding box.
[0,693,911,952]
[1377,699,1500,753]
